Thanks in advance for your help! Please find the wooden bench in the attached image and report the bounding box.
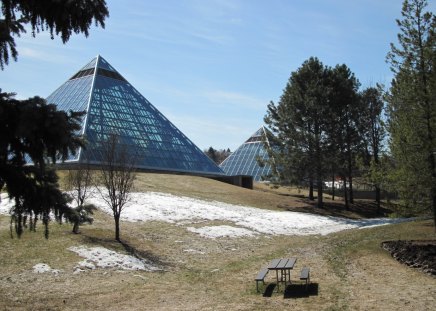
[255,268,269,292]
[300,267,310,290]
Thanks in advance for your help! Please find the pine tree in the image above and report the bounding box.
[327,64,361,208]
[359,86,386,212]
[386,0,436,226]
[0,92,85,237]
[265,57,331,207]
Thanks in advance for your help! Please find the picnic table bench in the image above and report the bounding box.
[267,257,297,292]
[255,268,269,292]
[254,257,297,293]
[300,267,310,290]
[255,259,312,293]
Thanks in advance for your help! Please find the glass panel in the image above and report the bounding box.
[220,127,273,181]
[47,56,224,175]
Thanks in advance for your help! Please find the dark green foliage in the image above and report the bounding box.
[0,91,85,237]
[327,64,362,208]
[265,56,366,209]
[0,0,109,69]
[204,146,231,164]
[386,0,436,225]
[66,203,96,234]
[358,86,386,211]
[264,57,332,207]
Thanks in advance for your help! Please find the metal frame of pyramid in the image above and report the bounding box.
[46,55,224,176]
[219,126,274,181]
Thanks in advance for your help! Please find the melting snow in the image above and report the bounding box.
[0,193,14,215]
[33,263,61,275]
[187,225,257,239]
[0,189,414,274]
[68,246,160,272]
[86,191,409,237]
[0,190,410,239]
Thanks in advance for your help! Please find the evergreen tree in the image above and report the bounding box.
[328,64,361,208]
[359,86,386,211]
[204,146,231,164]
[205,147,218,163]
[386,0,436,225]
[0,0,109,69]
[0,92,85,237]
[265,57,331,207]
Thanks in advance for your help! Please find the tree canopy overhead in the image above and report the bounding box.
[0,0,109,69]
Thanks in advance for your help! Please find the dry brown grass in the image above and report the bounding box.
[0,173,435,310]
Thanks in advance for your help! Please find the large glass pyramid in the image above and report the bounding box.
[46,55,224,176]
[219,127,274,181]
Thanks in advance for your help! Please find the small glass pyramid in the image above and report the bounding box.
[46,55,224,175]
[219,127,274,181]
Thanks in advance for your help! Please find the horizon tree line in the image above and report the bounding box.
[263,0,435,228]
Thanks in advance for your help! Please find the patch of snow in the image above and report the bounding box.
[0,188,411,238]
[68,246,160,272]
[85,190,409,237]
[76,259,96,270]
[33,263,61,275]
[187,225,257,239]
[0,193,14,215]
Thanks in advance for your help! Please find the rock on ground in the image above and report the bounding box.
[382,240,436,276]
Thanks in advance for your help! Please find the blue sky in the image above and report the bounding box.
[0,0,429,150]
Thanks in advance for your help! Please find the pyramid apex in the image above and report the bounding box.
[220,127,274,181]
[46,55,224,176]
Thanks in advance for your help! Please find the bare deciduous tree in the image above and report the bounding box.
[65,162,96,234]
[98,133,137,241]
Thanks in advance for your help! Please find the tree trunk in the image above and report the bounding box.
[342,176,349,210]
[115,215,120,241]
[309,179,314,200]
[317,180,323,208]
[375,186,381,213]
[72,221,79,234]
[331,174,335,200]
[433,194,436,233]
[347,155,354,204]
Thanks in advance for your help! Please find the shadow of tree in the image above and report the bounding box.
[119,239,167,267]
[80,234,168,268]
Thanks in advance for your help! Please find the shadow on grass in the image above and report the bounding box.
[261,283,319,298]
[81,234,168,268]
[262,283,276,297]
[283,283,319,299]
[279,198,394,219]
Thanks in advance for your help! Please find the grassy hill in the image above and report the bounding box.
[0,172,434,310]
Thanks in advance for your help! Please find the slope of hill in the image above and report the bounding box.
[0,172,434,310]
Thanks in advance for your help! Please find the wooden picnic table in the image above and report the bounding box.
[267,257,297,292]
